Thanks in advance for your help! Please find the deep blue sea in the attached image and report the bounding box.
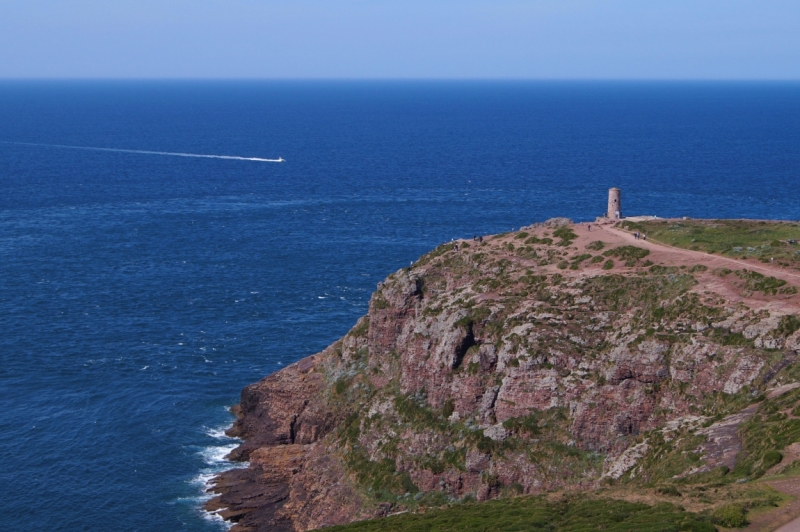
[1,81,799,531]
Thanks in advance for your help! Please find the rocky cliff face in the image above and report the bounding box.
[205,220,800,531]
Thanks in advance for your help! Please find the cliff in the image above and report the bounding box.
[205,218,800,531]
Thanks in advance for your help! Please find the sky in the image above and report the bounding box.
[0,0,798,79]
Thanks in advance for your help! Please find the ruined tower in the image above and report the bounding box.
[607,188,621,219]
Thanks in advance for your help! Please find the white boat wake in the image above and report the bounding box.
[0,140,284,162]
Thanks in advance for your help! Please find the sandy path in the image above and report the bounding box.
[775,509,800,532]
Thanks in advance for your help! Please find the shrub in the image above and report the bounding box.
[603,245,651,262]
[649,264,679,274]
[762,450,783,470]
[350,319,370,338]
[442,399,455,418]
[454,307,491,329]
[372,295,390,309]
[602,259,614,270]
[586,240,605,251]
[335,378,350,395]
[656,485,682,497]
[735,269,787,295]
[553,226,577,242]
[711,503,748,528]
[778,315,800,337]
[503,413,542,436]
[569,254,593,269]
[504,482,524,495]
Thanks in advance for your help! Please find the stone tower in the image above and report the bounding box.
[607,188,621,219]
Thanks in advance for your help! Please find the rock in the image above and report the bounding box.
[483,424,509,442]
[603,440,650,480]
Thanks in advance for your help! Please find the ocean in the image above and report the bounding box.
[1,81,799,530]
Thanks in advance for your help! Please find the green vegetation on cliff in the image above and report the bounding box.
[326,495,715,532]
[621,219,800,266]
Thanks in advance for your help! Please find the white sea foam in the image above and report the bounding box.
[178,489,232,530]
[200,443,238,465]
[191,421,249,530]
[1,140,284,163]
[204,426,236,440]
[202,508,229,527]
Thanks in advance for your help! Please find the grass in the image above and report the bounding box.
[603,245,651,267]
[350,318,370,338]
[569,254,593,270]
[584,273,697,319]
[711,503,748,528]
[553,226,578,246]
[324,495,715,532]
[734,269,794,295]
[621,219,800,265]
[733,387,800,479]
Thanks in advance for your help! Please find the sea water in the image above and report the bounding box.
[1,81,799,530]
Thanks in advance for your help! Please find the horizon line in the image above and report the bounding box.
[1,77,800,83]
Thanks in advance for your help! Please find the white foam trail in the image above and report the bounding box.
[0,140,284,162]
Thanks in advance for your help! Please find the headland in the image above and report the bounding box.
[206,215,800,531]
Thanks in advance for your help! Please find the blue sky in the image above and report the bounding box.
[1,0,798,79]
